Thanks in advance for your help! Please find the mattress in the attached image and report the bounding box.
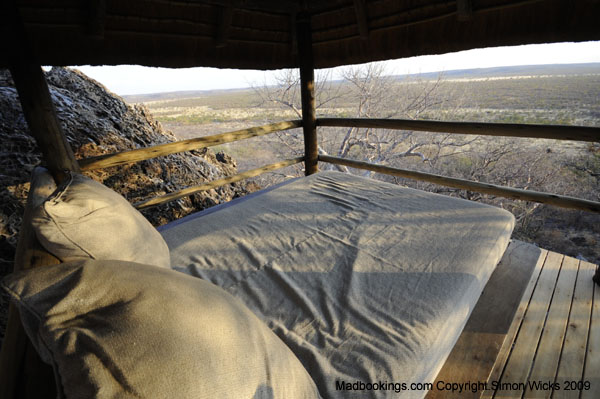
[160,171,515,398]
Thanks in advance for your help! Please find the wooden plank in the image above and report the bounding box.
[215,4,234,48]
[317,118,600,143]
[457,0,473,21]
[87,0,106,38]
[523,256,579,398]
[482,248,548,399]
[492,251,563,399]
[0,168,60,399]
[79,120,302,170]
[7,1,80,183]
[581,268,600,399]
[353,0,369,40]
[554,260,596,399]
[199,0,298,13]
[135,156,304,209]
[297,16,318,176]
[289,12,298,55]
[428,241,543,399]
[318,155,600,213]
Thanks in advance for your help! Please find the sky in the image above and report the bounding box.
[74,41,600,96]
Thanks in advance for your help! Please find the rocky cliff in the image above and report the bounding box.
[0,67,251,343]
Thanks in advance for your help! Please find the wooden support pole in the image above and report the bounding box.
[79,120,302,170]
[7,66,79,182]
[5,2,80,184]
[317,118,600,143]
[297,16,318,175]
[1,3,77,395]
[135,156,304,209]
[318,155,600,213]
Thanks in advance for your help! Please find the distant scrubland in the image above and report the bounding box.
[125,64,600,264]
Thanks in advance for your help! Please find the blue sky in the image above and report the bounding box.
[74,41,600,96]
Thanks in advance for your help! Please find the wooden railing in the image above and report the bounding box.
[317,118,600,142]
[76,117,600,213]
[318,155,600,213]
[79,120,302,170]
[76,120,304,209]
[135,157,304,209]
[317,118,600,213]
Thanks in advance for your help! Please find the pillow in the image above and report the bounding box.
[2,259,322,399]
[31,172,170,268]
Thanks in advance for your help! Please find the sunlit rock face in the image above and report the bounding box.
[0,67,251,343]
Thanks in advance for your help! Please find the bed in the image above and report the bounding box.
[3,168,514,398]
[159,171,515,398]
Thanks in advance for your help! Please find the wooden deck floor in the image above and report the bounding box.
[427,240,599,399]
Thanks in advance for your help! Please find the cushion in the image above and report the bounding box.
[160,171,516,398]
[31,172,170,268]
[2,259,321,399]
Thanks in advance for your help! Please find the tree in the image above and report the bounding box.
[253,63,470,176]
[252,65,600,264]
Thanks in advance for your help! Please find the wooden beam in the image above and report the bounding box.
[6,2,80,184]
[457,0,473,21]
[297,16,318,175]
[79,120,302,170]
[215,4,234,48]
[289,12,298,56]
[87,0,106,38]
[317,118,600,143]
[202,0,298,13]
[135,156,304,209]
[353,0,369,40]
[318,155,600,213]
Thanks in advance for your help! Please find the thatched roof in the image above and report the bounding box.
[2,0,600,70]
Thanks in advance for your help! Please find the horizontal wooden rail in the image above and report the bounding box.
[135,156,304,210]
[318,155,600,213]
[317,118,600,142]
[79,120,303,170]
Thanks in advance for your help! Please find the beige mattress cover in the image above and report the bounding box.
[160,171,515,398]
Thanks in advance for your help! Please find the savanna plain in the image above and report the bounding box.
[124,63,600,264]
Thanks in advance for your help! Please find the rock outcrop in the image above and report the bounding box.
[0,67,252,343]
